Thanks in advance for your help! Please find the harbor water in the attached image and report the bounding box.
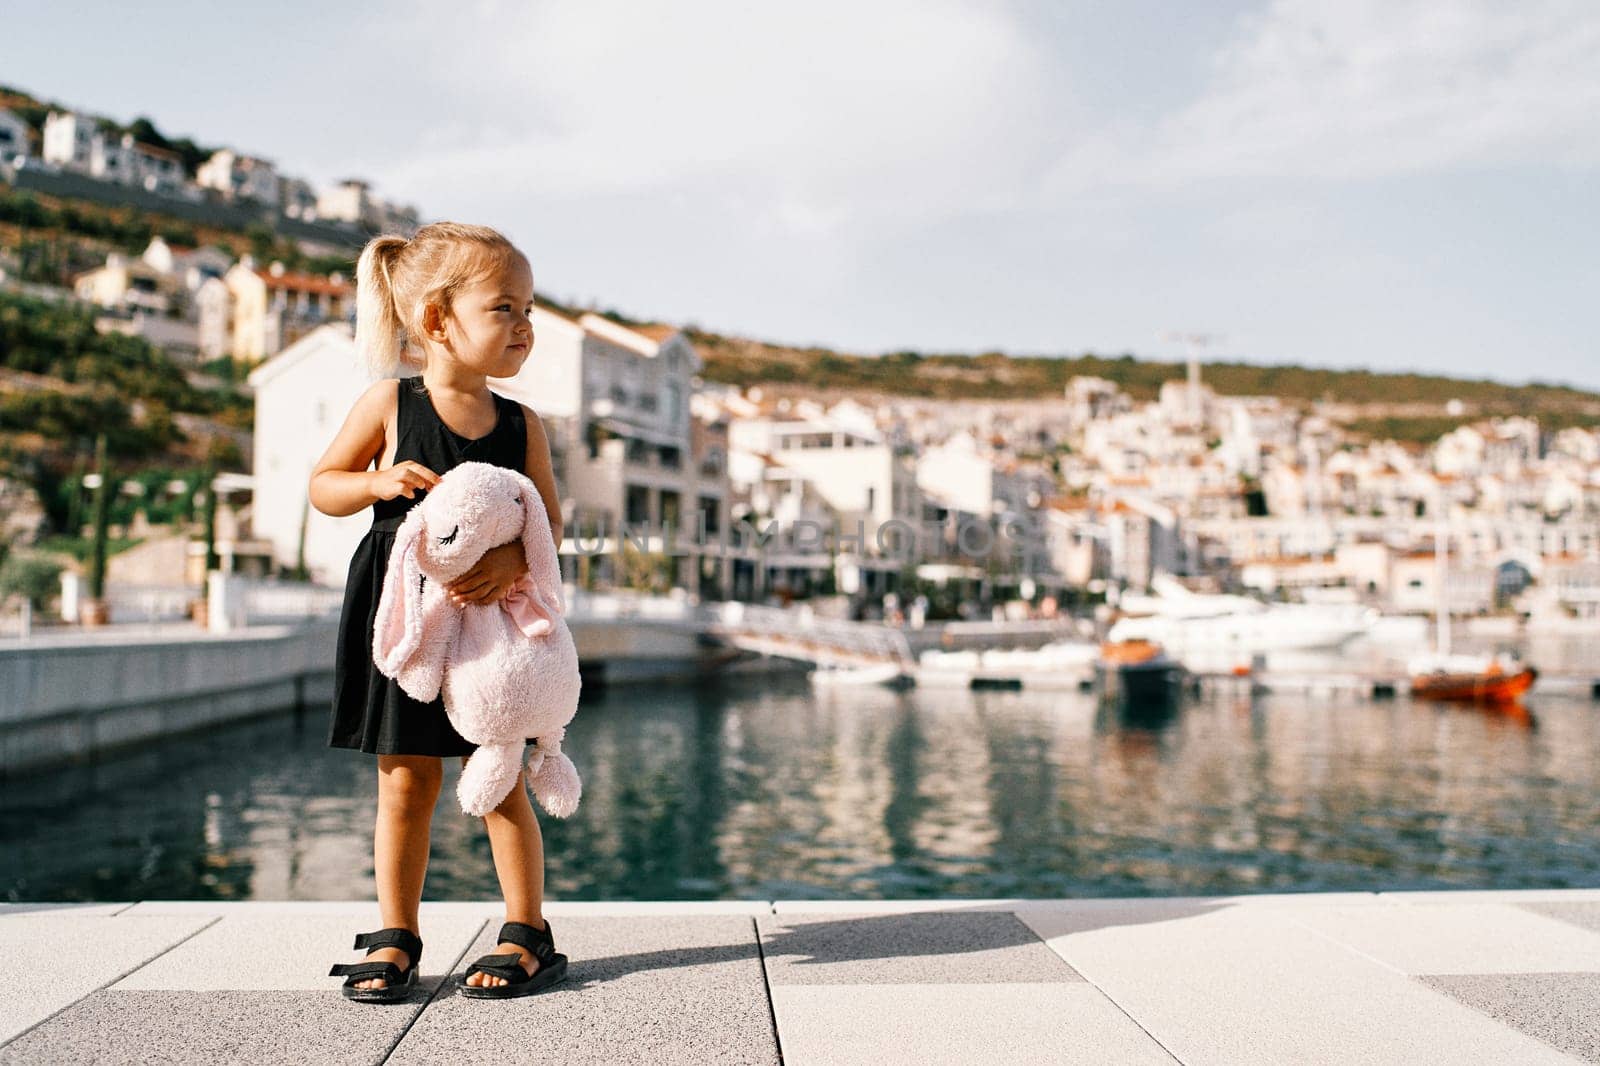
[4,645,1600,902]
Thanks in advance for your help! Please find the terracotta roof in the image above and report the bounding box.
[536,304,580,325]
[133,142,183,163]
[255,269,352,296]
[631,323,680,342]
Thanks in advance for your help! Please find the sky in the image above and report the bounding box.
[6,0,1599,387]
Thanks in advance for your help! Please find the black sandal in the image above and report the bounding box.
[329,927,423,1004]
[457,919,568,999]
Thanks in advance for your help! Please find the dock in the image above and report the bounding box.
[5,890,1600,1064]
[1190,671,1600,701]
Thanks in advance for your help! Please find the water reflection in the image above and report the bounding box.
[3,672,1599,902]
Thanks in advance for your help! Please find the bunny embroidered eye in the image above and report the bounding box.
[438,525,459,546]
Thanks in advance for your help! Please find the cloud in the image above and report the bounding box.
[1135,0,1600,184]
[383,0,1060,236]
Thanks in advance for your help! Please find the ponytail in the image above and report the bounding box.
[352,222,521,380]
[354,235,410,379]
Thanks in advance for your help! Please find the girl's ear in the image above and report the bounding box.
[517,474,565,616]
[422,300,448,342]
[373,507,427,674]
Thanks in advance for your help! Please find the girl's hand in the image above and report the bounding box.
[368,462,441,502]
[447,541,527,606]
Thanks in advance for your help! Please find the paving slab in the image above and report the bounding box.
[122,900,395,916]
[1423,973,1600,1064]
[0,989,430,1066]
[0,902,131,916]
[759,911,1081,985]
[113,909,488,990]
[1019,901,1577,1065]
[387,914,777,1065]
[543,900,773,916]
[771,898,1033,915]
[769,983,1178,1066]
[1379,889,1600,905]
[1289,902,1600,975]
[0,908,214,1044]
[770,893,1381,915]
[1519,901,1600,936]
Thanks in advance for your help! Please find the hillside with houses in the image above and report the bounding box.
[1,83,1598,629]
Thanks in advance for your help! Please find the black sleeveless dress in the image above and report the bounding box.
[328,376,528,756]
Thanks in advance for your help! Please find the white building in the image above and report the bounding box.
[74,252,170,314]
[726,404,921,597]
[916,433,1003,518]
[316,178,420,233]
[202,260,354,362]
[490,312,735,595]
[197,149,280,206]
[247,325,374,584]
[0,109,30,162]
[125,138,186,194]
[250,313,732,595]
[41,111,186,193]
[42,111,96,170]
[279,176,319,220]
[140,236,231,294]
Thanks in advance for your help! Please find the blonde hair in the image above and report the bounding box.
[353,221,522,378]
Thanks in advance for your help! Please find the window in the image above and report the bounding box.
[699,495,721,535]
[625,485,652,524]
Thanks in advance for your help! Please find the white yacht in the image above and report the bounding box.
[1107,576,1376,668]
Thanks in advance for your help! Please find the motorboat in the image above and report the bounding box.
[808,662,910,688]
[914,640,1099,690]
[1408,651,1537,705]
[1096,639,1187,708]
[1407,518,1537,706]
[1108,576,1375,669]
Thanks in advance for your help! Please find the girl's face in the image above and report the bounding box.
[435,253,536,379]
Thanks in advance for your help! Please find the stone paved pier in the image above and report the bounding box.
[4,890,1600,1064]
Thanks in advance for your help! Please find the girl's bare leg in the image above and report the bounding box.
[355,754,442,990]
[463,764,547,987]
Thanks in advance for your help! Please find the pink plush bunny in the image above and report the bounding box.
[371,461,582,817]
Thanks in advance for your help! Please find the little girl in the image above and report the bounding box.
[309,222,568,1002]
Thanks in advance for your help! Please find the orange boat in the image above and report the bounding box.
[1409,655,1537,705]
[1099,639,1164,666]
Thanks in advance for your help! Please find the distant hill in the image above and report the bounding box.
[685,328,1600,433]
[0,84,360,288]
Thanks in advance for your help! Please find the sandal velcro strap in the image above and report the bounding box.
[465,953,530,981]
[329,961,404,982]
[498,920,556,962]
[352,928,422,959]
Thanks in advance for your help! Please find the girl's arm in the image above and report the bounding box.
[444,404,562,606]
[308,380,438,516]
[521,404,563,550]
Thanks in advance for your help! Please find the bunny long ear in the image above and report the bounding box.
[517,474,566,617]
[373,507,428,676]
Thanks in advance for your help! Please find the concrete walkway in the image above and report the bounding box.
[3,890,1600,1064]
